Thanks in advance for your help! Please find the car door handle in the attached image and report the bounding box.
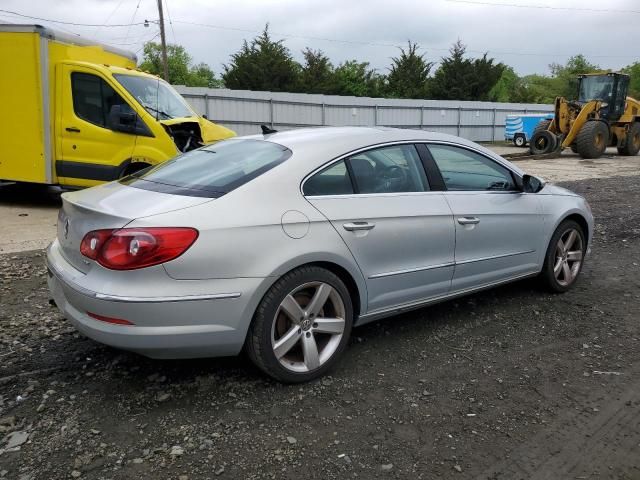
[66,127,81,133]
[343,222,375,231]
[457,217,480,225]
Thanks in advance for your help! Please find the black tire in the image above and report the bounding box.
[570,144,579,154]
[540,219,586,293]
[576,121,609,159]
[529,130,558,154]
[617,122,640,156]
[245,266,353,383]
[533,119,552,135]
[513,134,526,147]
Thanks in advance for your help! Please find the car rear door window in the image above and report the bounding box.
[303,160,354,196]
[121,139,292,198]
[427,144,516,191]
[348,144,428,194]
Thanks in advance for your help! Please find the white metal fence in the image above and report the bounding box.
[174,86,553,142]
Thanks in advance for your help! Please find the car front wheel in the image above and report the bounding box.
[540,220,586,292]
[246,266,353,383]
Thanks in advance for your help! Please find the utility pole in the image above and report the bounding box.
[157,0,169,81]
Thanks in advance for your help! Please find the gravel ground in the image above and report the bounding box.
[1,175,640,479]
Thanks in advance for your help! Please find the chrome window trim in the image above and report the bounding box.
[300,140,429,197]
[300,139,525,198]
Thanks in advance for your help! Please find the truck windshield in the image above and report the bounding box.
[578,76,615,103]
[114,74,194,120]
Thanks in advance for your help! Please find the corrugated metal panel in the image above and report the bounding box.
[175,86,553,141]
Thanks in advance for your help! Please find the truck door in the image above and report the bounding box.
[57,65,137,187]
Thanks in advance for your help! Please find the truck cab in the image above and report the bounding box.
[0,24,235,188]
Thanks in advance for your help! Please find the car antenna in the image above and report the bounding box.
[261,125,278,135]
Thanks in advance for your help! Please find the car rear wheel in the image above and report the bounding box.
[540,220,586,293]
[246,266,353,383]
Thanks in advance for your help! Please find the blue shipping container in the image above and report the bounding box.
[505,113,554,147]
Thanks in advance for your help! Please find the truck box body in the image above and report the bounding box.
[0,24,234,187]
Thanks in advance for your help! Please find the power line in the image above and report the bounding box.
[164,0,177,44]
[172,20,640,59]
[124,0,144,44]
[444,0,640,14]
[0,8,147,27]
[95,0,127,36]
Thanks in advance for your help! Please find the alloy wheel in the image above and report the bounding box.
[553,228,583,287]
[271,282,346,373]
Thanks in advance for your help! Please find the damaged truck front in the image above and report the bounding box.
[0,24,235,188]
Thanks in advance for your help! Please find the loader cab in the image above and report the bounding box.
[577,73,629,121]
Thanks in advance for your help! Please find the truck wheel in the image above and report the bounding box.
[530,130,557,154]
[576,121,609,159]
[617,123,640,156]
[513,134,526,147]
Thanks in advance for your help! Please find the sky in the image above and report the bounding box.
[1,0,638,78]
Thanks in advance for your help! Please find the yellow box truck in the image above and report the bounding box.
[0,24,235,188]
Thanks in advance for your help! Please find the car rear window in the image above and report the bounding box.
[120,139,292,198]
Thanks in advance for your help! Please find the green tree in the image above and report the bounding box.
[223,25,301,92]
[139,42,224,87]
[429,40,476,100]
[330,60,384,97]
[298,48,334,94]
[549,54,600,98]
[489,67,537,103]
[188,63,224,88]
[386,41,433,99]
[622,62,640,98]
[470,54,505,100]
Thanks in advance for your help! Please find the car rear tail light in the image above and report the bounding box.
[80,227,198,270]
[87,312,134,326]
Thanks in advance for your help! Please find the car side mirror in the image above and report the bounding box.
[109,104,137,133]
[522,174,545,193]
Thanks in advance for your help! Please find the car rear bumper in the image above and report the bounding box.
[46,242,266,359]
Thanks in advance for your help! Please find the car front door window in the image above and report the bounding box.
[427,144,516,192]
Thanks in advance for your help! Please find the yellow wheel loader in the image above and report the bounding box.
[530,72,640,159]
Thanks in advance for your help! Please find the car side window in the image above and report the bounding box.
[427,144,517,191]
[71,72,130,129]
[303,160,354,196]
[347,144,429,194]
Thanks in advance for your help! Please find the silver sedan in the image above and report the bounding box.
[47,127,593,382]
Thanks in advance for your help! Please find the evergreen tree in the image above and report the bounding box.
[386,41,433,99]
[222,25,301,92]
[298,48,334,94]
[429,40,475,100]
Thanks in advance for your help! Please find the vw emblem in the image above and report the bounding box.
[63,218,70,239]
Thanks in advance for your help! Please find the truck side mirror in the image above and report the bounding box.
[108,104,137,133]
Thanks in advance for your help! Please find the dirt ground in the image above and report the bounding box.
[1,152,640,479]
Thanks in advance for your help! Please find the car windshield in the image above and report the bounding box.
[120,139,292,198]
[578,76,615,103]
[114,74,193,120]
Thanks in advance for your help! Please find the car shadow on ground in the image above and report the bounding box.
[46,276,544,389]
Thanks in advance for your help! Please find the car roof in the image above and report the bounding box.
[235,126,519,174]
[242,126,474,156]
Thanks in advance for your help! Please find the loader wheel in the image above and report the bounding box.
[576,121,609,159]
[617,122,640,156]
[530,130,557,155]
[570,144,579,154]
